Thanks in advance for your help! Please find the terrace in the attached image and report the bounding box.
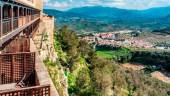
[0,52,52,96]
[0,0,59,95]
[0,1,40,46]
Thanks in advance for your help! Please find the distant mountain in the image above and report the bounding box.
[153,27,170,35]
[44,9,89,18]
[166,14,170,18]
[141,7,170,18]
[68,6,136,19]
[68,6,170,19]
[44,6,170,34]
[44,6,170,20]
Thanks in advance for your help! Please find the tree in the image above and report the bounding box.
[78,40,92,58]
[91,57,116,96]
[58,25,79,56]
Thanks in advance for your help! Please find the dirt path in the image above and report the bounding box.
[151,71,170,83]
[122,63,145,71]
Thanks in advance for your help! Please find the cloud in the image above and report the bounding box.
[46,2,69,9]
[44,0,50,3]
[44,0,170,10]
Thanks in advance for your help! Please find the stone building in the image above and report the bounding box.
[0,0,58,96]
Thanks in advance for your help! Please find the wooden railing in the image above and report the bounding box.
[0,85,50,96]
[13,17,19,29]
[2,18,12,35]
[1,14,40,37]
[0,52,35,84]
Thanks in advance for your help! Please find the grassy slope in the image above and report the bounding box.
[96,48,132,61]
[96,51,114,59]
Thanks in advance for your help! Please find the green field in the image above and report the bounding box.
[96,51,114,59]
[96,48,132,63]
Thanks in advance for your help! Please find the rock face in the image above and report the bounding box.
[47,65,69,96]
[33,14,69,96]
[30,39,59,96]
[33,15,57,61]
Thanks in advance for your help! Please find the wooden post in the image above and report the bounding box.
[18,6,20,27]
[18,6,19,18]
[0,54,1,84]
[11,54,14,83]
[0,6,2,50]
[1,5,3,37]
[23,52,26,76]
[11,5,13,30]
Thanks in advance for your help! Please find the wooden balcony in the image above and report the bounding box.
[0,1,42,47]
[13,17,19,30]
[2,18,12,36]
[1,14,40,46]
[0,84,50,96]
[0,52,35,85]
[0,52,51,96]
[0,1,52,96]
[1,14,40,37]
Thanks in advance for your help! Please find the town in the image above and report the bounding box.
[79,30,170,50]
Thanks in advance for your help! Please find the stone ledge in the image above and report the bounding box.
[30,39,59,96]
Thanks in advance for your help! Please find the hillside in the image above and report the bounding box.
[44,9,92,19]
[68,6,170,19]
[153,27,170,35]
[68,6,136,20]
[44,26,170,96]
[44,6,170,34]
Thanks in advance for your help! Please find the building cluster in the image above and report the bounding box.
[80,31,154,49]
[131,39,153,48]
[0,0,57,96]
[95,32,123,40]
[79,34,96,43]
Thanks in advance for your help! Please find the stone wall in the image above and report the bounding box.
[30,39,59,96]
[30,15,59,96]
[33,14,69,96]
[33,14,57,61]
[35,0,43,10]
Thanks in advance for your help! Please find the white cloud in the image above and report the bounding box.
[44,0,49,3]
[44,0,170,10]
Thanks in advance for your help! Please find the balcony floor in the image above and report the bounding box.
[0,83,16,92]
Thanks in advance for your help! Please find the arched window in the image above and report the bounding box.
[19,7,23,17]
[13,6,18,17]
[3,5,11,19]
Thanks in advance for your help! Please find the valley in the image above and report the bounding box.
[44,5,170,96]
[51,26,170,96]
[44,6,170,34]
[79,30,170,84]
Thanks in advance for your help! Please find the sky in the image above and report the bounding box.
[44,0,170,10]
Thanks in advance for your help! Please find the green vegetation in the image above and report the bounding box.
[44,58,67,96]
[96,48,132,63]
[45,25,170,96]
[131,50,170,70]
[96,50,113,59]
[56,25,94,95]
[96,47,170,70]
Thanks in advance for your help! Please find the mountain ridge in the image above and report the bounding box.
[44,6,170,19]
[67,6,170,19]
[44,6,170,33]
